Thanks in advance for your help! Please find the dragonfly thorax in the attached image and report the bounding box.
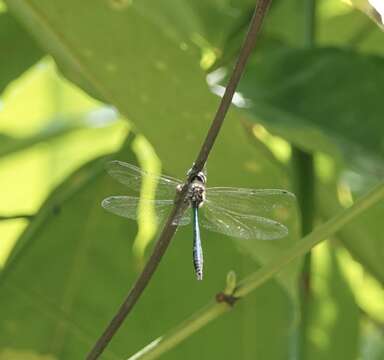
[188,181,206,208]
[188,171,206,208]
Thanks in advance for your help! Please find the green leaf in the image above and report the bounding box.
[4,0,301,275]
[0,11,43,94]
[3,2,302,357]
[237,47,384,165]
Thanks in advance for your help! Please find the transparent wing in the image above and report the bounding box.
[201,202,288,240]
[205,187,296,224]
[101,196,190,225]
[105,160,182,199]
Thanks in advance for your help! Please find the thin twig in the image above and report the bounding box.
[127,180,384,360]
[86,0,272,358]
[0,214,34,221]
[293,150,315,359]
[296,0,317,355]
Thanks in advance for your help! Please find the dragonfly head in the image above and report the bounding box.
[193,171,206,185]
[187,165,207,185]
[186,167,207,208]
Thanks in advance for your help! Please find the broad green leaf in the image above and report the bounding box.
[0,12,43,94]
[4,1,302,357]
[237,47,384,168]
[4,0,299,233]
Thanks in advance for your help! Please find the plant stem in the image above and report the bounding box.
[292,149,315,359]
[127,180,384,360]
[128,302,229,360]
[86,0,273,358]
[292,150,315,235]
[295,0,317,356]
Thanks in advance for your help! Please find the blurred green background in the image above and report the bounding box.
[0,0,384,359]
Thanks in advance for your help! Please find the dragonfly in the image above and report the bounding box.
[102,160,296,280]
